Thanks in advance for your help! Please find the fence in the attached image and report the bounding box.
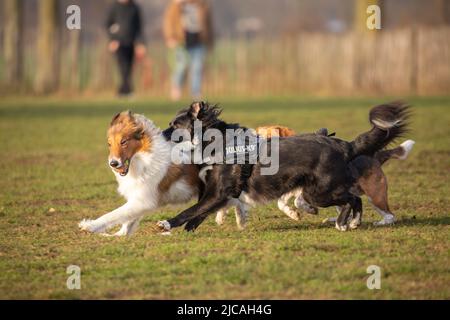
[3,26,450,96]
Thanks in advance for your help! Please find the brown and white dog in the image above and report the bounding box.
[79,111,200,236]
[253,125,415,226]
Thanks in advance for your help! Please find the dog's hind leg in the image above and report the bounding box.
[293,190,318,215]
[278,192,300,221]
[348,196,363,229]
[358,166,395,226]
[368,187,395,226]
[334,195,362,231]
[234,201,249,230]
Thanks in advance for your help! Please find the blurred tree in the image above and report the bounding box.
[3,0,24,87]
[35,0,58,94]
[68,29,81,91]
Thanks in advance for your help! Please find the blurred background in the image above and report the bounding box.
[0,0,449,98]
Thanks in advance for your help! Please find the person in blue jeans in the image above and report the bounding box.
[163,0,213,101]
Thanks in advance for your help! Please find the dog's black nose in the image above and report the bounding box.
[110,160,119,168]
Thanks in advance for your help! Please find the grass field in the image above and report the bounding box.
[0,96,449,299]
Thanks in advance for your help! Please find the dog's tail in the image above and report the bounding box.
[349,101,411,160]
[374,140,415,165]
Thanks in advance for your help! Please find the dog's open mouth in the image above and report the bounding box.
[115,159,130,176]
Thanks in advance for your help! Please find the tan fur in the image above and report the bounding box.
[158,163,200,195]
[256,125,296,138]
[107,111,152,175]
[358,165,391,214]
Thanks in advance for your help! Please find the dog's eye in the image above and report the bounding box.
[120,139,128,146]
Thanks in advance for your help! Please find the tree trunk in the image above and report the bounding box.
[68,29,81,91]
[35,0,58,94]
[3,0,23,87]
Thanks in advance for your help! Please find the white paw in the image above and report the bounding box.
[215,213,225,225]
[78,219,105,233]
[373,214,396,226]
[236,221,246,231]
[349,218,360,230]
[335,222,348,231]
[288,211,300,221]
[156,220,171,232]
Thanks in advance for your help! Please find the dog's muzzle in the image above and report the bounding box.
[109,158,129,176]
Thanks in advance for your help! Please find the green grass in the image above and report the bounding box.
[0,96,449,299]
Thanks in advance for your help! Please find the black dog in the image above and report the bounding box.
[158,101,409,232]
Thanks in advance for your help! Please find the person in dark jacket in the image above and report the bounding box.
[106,0,146,96]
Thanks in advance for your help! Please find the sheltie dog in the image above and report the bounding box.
[79,111,200,236]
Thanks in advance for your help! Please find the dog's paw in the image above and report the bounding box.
[373,214,395,226]
[236,220,247,231]
[78,219,105,233]
[335,221,348,231]
[285,210,300,221]
[215,212,226,225]
[156,220,171,232]
[184,220,200,232]
[349,213,362,230]
[349,218,361,230]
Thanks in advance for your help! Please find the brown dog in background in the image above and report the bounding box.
[255,125,415,226]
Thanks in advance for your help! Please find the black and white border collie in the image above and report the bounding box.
[157,101,410,232]
[254,125,415,226]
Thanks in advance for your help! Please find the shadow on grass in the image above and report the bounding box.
[394,216,450,227]
[262,215,450,233]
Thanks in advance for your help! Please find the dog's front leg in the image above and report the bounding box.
[79,202,150,234]
[215,208,229,225]
[158,193,228,232]
[112,217,143,236]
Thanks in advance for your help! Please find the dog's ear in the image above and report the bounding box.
[126,110,134,120]
[133,126,144,140]
[110,112,121,125]
[189,102,202,118]
[110,110,134,125]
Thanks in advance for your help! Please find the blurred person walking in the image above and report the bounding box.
[163,0,213,101]
[106,0,146,97]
